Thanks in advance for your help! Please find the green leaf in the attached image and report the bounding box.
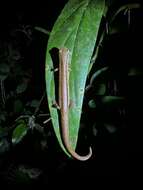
[104,123,117,133]
[110,3,140,24]
[101,96,125,104]
[88,99,96,108]
[45,0,105,157]
[106,3,141,33]
[95,83,106,95]
[12,123,28,145]
[29,100,39,108]
[16,82,28,94]
[128,67,143,76]
[89,67,108,85]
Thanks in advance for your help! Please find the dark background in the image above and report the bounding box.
[0,0,143,185]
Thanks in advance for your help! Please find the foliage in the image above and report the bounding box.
[0,24,48,154]
[0,0,142,183]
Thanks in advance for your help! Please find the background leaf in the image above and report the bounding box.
[101,95,125,104]
[12,122,28,145]
[16,82,28,94]
[45,0,105,156]
[88,99,96,109]
[28,100,39,108]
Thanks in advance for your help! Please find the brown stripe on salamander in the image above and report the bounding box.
[59,47,92,161]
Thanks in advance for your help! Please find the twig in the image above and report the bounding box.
[34,26,50,36]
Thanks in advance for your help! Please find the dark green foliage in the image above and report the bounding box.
[12,120,28,145]
[0,0,142,184]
